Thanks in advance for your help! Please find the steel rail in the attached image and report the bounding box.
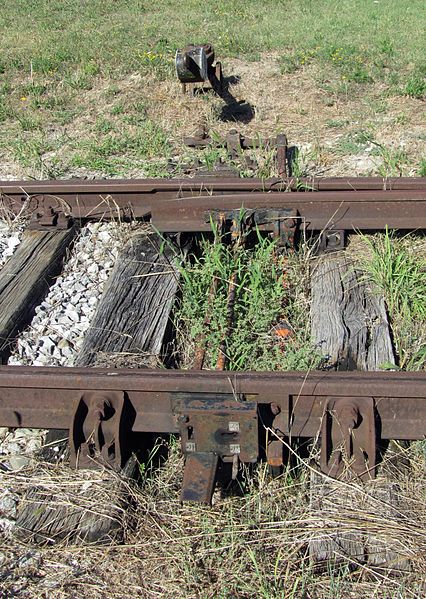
[1,180,425,232]
[1,177,424,197]
[150,190,426,232]
[0,366,424,440]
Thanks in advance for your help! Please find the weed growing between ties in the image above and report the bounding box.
[174,229,318,371]
[356,230,426,371]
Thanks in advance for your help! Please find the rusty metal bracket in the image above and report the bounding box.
[70,391,131,470]
[267,402,287,471]
[207,207,299,248]
[321,396,376,481]
[254,208,298,248]
[225,129,246,161]
[172,393,258,502]
[275,134,288,177]
[225,129,257,170]
[318,229,346,253]
[29,203,73,230]
[209,208,254,242]
[181,452,219,503]
[184,127,289,175]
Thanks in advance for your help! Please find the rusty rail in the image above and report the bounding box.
[150,190,426,234]
[1,178,425,238]
[2,177,424,199]
[0,366,424,502]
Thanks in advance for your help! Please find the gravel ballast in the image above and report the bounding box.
[8,222,133,367]
[1,221,136,475]
[0,219,23,267]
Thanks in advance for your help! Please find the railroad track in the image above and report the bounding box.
[0,175,425,506]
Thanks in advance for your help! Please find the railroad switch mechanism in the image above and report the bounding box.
[70,391,131,470]
[320,396,376,481]
[208,207,299,248]
[175,44,223,96]
[184,126,289,176]
[172,393,258,503]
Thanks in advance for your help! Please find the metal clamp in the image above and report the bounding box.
[28,197,73,230]
[70,391,130,470]
[207,207,299,248]
[254,208,298,248]
[267,402,287,471]
[321,396,376,481]
[318,229,346,253]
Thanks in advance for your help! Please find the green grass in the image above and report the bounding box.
[357,229,426,370]
[175,228,318,371]
[0,1,424,78]
[405,68,426,99]
[70,119,170,176]
[0,0,424,177]
[335,130,375,155]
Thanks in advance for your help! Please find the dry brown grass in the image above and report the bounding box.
[1,438,425,598]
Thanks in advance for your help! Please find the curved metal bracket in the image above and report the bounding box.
[70,391,130,470]
[321,396,376,481]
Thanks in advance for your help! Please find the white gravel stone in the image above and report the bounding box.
[8,221,135,368]
[87,262,99,275]
[2,221,139,479]
[0,219,24,267]
[66,309,80,322]
[0,487,19,534]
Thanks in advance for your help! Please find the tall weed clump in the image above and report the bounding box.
[175,229,318,371]
[357,229,426,370]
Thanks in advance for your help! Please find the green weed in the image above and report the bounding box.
[326,119,349,129]
[15,112,42,132]
[278,50,310,75]
[110,102,125,116]
[94,117,116,134]
[63,62,100,91]
[404,73,426,99]
[71,120,170,175]
[11,134,52,167]
[0,97,13,123]
[336,130,374,155]
[357,229,426,370]
[175,230,318,371]
[140,160,171,178]
[370,142,410,177]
